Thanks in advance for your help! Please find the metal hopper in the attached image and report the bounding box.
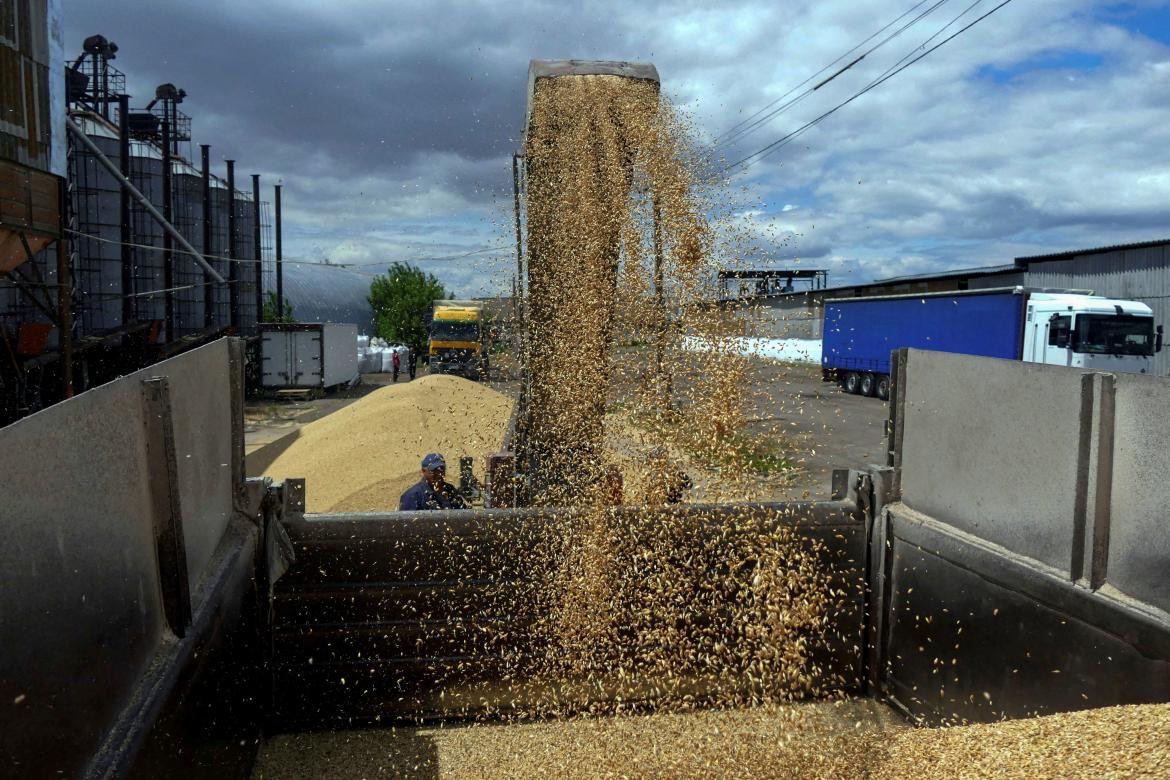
[523,59,659,145]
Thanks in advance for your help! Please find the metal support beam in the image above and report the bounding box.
[274,184,283,320]
[118,94,133,327]
[200,144,212,327]
[226,160,238,330]
[56,226,73,397]
[5,266,58,321]
[161,120,174,342]
[141,376,192,636]
[252,174,262,325]
[65,116,225,284]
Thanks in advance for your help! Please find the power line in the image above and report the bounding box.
[865,0,988,86]
[714,0,947,149]
[62,227,502,272]
[723,0,1014,174]
[340,246,506,267]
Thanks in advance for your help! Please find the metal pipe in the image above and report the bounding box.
[118,94,132,326]
[226,159,238,329]
[101,58,109,120]
[200,144,212,327]
[252,174,262,326]
[162,120,174,342]
[65,117,225,283]
[274,184,283,319]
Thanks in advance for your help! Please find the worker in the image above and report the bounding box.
[407,347,416,380]
[399,453,466,511]
[391,349,401,383]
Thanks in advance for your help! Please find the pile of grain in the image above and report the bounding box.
[261,374,513,512]
[255,700,1170,779]
[872,702,1170,779]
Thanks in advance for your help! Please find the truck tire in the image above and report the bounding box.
[876,374,890,401]
[860,372,876,397]
[842,371,861,395]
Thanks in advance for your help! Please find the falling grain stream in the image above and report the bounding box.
[254,70,1170,779]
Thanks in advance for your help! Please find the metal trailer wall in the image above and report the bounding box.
[821,290,1025,376]
[1021,244,1170,377]
[172,160,206,336]
[874,348,1170,724]
[270,485,871,726]
[129,139,165,329]
[0,338,262,778]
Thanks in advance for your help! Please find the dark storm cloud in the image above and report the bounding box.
[63,1,662,181]
[61,1,1170,298]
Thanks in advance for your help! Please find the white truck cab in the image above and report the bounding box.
[1023,292,1163,375]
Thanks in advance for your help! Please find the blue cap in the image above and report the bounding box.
[422,453,446,470]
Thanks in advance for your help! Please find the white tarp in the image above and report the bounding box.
[682,336,822,365]
[357,335,411,374]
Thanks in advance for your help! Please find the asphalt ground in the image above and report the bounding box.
[738,358,888,501]
[245,357,887,500]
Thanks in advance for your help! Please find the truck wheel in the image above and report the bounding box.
[876,374,890,401]
[843,371,861,395]
[860,372,876,397]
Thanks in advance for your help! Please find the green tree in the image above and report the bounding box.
[368,261,448,356]
[263,291,295,323]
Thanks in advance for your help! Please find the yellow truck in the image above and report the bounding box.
[428,299,487,380]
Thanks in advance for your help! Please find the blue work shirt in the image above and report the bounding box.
[398,479,465,511]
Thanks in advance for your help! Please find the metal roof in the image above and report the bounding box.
[1016,238,1170,264]
[873,263,1019,285]
[281,262,374,333]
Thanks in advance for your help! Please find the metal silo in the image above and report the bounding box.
[234,188,257,334]
[171,158,205,336]
[128,138,164,336]
[206,174,232,330]
[70,113,124,335]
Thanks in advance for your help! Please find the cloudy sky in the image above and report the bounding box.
[65,0,1170,296]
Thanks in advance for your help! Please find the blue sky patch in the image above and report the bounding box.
[1098,3,1170,47]
[978,50,1105,84]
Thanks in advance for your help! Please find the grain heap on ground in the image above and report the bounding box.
[261,374,512,512]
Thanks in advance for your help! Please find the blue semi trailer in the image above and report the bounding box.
[822,287,1161,400]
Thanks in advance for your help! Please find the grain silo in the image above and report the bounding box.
[207,173,232,329]
[171,157,205,336]
[71,114,125,334]
[234,187,257,334]
[128,137,165,334]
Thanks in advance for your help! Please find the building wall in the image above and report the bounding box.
[1023,244,1170,377]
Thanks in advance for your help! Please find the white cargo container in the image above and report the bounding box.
[260,323,359,390]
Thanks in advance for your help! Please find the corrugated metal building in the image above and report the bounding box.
[747,238,1170,376]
